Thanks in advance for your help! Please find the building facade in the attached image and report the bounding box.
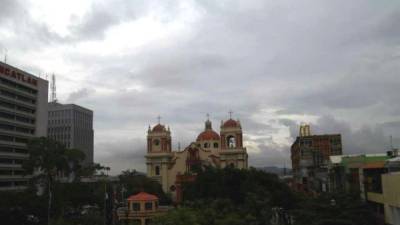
[0,62,48,190]
[291,124,342,192]
[117,192,168,225]
[145,117,248,200]
[329,151,400,224]
[48,102,94,164]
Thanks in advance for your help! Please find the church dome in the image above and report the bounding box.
[196,119,220,141]
[196,130,220,141]
[152,124,166,132]
[222,119,239,128]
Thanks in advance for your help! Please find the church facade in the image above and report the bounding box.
[145,117,248,199]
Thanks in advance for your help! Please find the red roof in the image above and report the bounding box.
[196,130,220,141]
[152,124,166,132]
[127,192,158,201]
[223,119,239,128]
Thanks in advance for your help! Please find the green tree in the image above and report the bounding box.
[152,208,200,225]
[118,169,171,204]
[22,137,86,224]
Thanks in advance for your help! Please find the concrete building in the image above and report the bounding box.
[146,117,248,201]
[0,62,48,190]
[48,102,93,165]
[329,151,400,224]
[291,124,342,192]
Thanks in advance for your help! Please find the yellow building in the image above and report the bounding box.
[145,117,248,201]
[367,172,400,225]
[117,192,167,225]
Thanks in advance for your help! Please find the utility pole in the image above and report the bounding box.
[104,181,107,225]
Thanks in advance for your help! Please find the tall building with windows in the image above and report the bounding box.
[291,124,342,192]
[0,62,48,190]
[145,116,248,201]
[47,102,94,165]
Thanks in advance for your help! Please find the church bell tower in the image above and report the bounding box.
[219,112,248,169]
[145,120,172,192]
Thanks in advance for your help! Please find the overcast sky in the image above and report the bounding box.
[1,0,400,174]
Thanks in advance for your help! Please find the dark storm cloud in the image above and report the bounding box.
[66,88,94,102]
[280,115,398,155]
[95,138,147,173]
[2,0,400,173]
[68,0,182,41]
[0,0,22,23]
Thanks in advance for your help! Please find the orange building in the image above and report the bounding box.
[117,192,167,225]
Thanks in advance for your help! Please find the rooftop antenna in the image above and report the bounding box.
[4,48,7,63]
[206,113,210,121]
[51,74,57,102]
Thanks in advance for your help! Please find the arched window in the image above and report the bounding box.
[227,136,236,148]
[213,142,219,148]
[204,143,209,148]
[155,166,160,175]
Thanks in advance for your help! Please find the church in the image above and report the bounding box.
[145,115,248,200]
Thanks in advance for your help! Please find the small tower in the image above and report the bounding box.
[147,123,171,153]
[299,124,311,137]
[219,112,247,169]
[146,119,173,193]
[220,118,243,149]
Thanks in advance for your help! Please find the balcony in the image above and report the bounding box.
[0,185,27,191]
[0,175,31,181]
[367,192,384,204]
[0,151,28,159]
[0,163,22,169]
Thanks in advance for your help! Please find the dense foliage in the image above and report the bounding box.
[152,166,379,225]
[291,192,378,225]
[153,166,296,225]
[182,166,295,208]
[118,169,171,204]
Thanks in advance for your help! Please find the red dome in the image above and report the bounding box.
[196,130,220,141]
[127,192,158,201]
[152,124,166,132]
[223,119,239,128]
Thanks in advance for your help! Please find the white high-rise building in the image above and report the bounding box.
[0,62,48,190]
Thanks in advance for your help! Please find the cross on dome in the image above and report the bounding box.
[157,115,161,124]
[229,110,233,119]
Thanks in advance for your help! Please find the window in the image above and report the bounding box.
[155,166,160,175]
[153,139,160,146]
[213,142,219,148]
[132,203,140,211]
[203,143,209,148]
[227,136,236,148]
[145,202,153,210]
